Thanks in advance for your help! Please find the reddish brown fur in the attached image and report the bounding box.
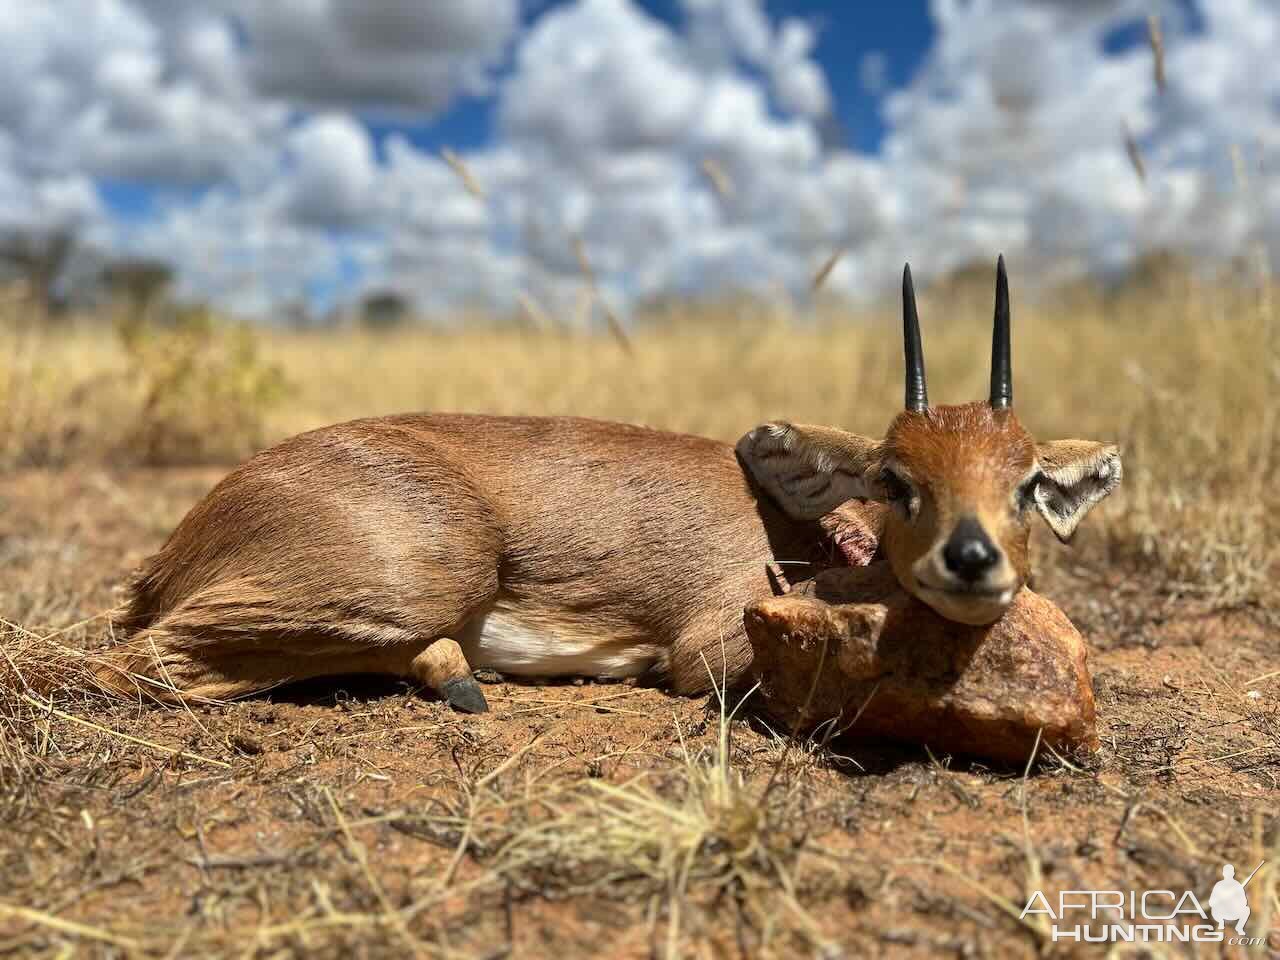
[106,414,875,701]
[106,394,1117,704]
[880,403,1038,593]
[735,405,1119,626]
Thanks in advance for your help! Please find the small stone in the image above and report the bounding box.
[229,732,265,755]
[744,564,1098,765]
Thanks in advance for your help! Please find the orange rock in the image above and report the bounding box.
[744,564,1097,765]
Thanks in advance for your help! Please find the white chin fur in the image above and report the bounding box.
[916,586,1016,625]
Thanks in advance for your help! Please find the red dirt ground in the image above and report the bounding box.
[2,467,1278,958]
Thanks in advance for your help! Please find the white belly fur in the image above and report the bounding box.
[460,603,662,678]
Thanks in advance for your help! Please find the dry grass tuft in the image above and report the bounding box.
[1147,14,1166,92]
[1,301,288,468]
[441,147,485,199]
[0,619,117,835]
[0,617,114,705]
[466,673,842,956]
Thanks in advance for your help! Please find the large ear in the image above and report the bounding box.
[736,422,883,520]
[1032,440,1122,542]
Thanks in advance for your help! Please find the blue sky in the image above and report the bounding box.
[2,1,1276,318]
[94,0,938,226]
[409,1,936,157]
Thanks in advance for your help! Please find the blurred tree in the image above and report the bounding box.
[101,257,174,312]
[277,299,316,329]
[0,227,75,315]
[360,290,411,331]
[1121,249,1194,296]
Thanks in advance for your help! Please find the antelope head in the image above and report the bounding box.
[738,257,1122,625]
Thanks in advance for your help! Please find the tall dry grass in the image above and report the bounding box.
[1,267,1276,615]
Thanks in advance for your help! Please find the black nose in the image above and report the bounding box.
[942,517,999,582]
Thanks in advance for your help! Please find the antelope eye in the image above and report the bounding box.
[879,467,912,503]
[1015,471,1043,511]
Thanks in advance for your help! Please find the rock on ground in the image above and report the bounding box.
[744,564,1097,765]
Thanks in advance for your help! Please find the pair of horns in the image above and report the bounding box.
[902,255,1012,412]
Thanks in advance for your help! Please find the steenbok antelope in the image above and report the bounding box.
[105,257,1121,713]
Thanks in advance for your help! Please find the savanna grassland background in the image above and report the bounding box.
[1,257,1278,957]
[3,0,1280,955]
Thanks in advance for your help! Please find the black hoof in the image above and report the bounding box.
[442,677,489,714]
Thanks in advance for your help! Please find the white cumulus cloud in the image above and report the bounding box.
[0,0,1276,319]
[235,0,520,114]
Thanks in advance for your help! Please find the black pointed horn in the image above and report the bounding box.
[989,254,1012,409]
[902,263,928,412]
